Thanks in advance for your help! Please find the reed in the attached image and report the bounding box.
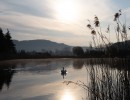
[64,58,130,100]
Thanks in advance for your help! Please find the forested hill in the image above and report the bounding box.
[13,40,72,52]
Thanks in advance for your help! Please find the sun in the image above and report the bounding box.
[55,0,79,23]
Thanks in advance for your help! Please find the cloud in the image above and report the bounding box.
[0,0,130,46]
[22,94,55,100]
[0,0,54,18]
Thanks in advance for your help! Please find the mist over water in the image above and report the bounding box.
[0,58,130,100]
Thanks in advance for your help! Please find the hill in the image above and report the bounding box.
[13,40,71,52]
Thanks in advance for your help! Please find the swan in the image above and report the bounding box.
[61,67,67,79]
[61,67,67,74]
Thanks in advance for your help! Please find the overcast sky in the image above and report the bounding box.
[0,0,130,46]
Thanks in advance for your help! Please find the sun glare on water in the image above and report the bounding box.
[61,90,74,100]
[55,0,79,23]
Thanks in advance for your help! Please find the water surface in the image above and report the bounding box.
[0,59,88,100]
[0,58,130,100]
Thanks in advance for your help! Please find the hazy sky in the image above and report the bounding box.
[0,0,130,46]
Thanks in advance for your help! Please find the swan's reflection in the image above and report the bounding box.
[61,67,67,79]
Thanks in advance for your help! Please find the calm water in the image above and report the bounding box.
[0,58,130,100]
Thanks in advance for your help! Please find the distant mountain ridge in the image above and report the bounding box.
[13,39,71,52]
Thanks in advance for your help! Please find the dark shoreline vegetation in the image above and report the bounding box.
[1,29,130,60]
[1,44,130,60]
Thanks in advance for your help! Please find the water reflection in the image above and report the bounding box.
[68,58,130,100]
[86,65,130,100]
[0,58,130,100]
[73,59,84,69]
[0,65,16,91]
[61,67,67,79]
[61,89,74,100]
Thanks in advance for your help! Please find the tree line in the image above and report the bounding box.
[72,44,130,58]
[0,28,16,60]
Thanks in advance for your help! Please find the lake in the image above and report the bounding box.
[0,58,130,100]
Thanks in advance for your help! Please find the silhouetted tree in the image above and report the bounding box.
[0,28,5,54]
[5,29,16,54]
[0,28,16,59]
[73,47,84,56]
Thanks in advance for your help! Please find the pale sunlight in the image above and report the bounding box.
[54,0,79,23]
[61,89,74,100]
